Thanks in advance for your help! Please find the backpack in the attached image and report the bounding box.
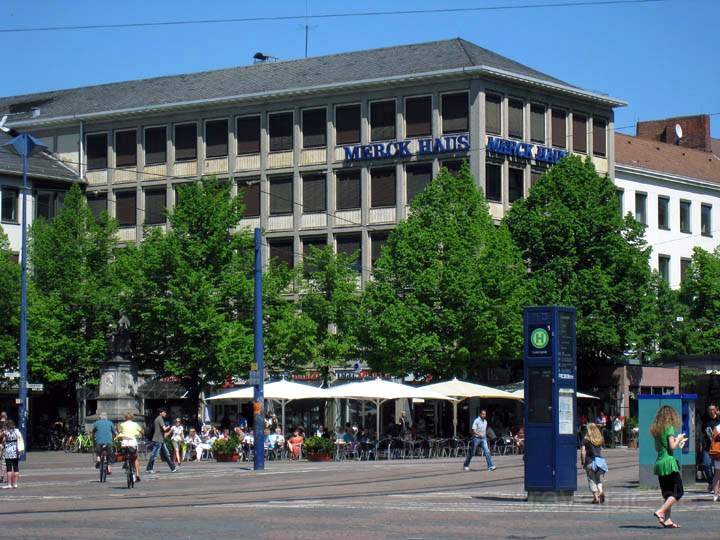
[710,432,720,460]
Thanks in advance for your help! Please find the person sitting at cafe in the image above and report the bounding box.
[287,430,304,460]
[185,428,205,461]
[268,428,285,449]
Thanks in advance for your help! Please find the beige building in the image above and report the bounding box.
[0,38,623,283]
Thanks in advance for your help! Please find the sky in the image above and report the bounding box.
[1,0,719,136]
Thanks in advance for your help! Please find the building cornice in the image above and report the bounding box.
[616,163,720,193]
[7,66,625,129]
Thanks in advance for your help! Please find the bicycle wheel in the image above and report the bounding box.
[100,457,107,483]
[126,464,134,489]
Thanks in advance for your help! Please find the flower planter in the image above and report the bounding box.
[216,452,240,463]
[306,452,333,462]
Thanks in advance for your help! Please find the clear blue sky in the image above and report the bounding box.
[2,0,719,136]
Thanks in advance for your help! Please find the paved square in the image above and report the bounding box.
[1,449,715,539]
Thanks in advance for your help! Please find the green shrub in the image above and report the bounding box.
[304,436,335,455]
[212,435,240,455]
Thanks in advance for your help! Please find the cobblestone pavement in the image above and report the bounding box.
[1,449,715,539]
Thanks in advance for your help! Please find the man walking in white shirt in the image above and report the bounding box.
[463,410,496,472]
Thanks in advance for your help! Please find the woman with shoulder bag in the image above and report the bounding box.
[2,420,23,489]
[651,405,687,529]
[581,423,607,503]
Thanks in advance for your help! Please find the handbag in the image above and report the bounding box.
[591,456,608,473]
[709,433,720,460]
[15,429,25,453]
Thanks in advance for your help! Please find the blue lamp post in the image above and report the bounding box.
[2,133,48,449]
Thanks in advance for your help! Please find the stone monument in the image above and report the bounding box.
[95,313,141,424]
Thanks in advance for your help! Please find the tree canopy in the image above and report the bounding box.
[0,227,20,381]
[358,164,530,379]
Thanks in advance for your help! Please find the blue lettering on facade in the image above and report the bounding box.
[343,134,469,161]
[457,134,470,151]
[395,140,412,157]
[485,136,568,165]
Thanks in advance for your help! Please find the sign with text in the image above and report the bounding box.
[343,134,469,162]
[486,136,568,165]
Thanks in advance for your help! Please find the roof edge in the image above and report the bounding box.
[7,66,624,129]
[616,162,720,191]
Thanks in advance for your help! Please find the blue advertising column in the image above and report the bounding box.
[253,228,265,471]
[524,306,577,502]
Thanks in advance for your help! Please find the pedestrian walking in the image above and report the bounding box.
[708,421,720,502]
[702,404,719,492]
[1,420,23,489]
[145,408,177,474]
[581,423,607,503]
[463,410,495,472]
[651,405,687,529]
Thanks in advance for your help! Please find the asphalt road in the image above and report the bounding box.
[1,449,716,540]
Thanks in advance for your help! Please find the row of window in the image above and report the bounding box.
[87,160,467,227]
[657,254,692,285]
[268,231,390,273]
[628,191,713,236]
[85,93,470,171]
[1,187,66,223]
[485,94,607,156]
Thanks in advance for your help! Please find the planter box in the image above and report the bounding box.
[306,452,333,462]
[216,453,240,463]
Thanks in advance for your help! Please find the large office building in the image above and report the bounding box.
[615,114,720,289]
[0,39,622,282]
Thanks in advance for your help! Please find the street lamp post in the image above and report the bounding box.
[2,133,48,450]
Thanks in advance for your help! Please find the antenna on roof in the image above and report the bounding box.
[253,52,276,64]
[674,123,683,144]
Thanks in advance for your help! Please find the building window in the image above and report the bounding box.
[336,104,361,145]
[508,99,524,140]
[485,94,501,135]
[680,200,691,233]
[701,203,712,237]
[174,123,197,161]
[115,130,137,167]
[237,116,261,155]
[406,163,433,204]
[572,114,587,153]
[635,192,647,225]
[86,133,108,170]
[370,167,396,208]
[371,231,389,266]
[370,100,396,141]
[443,160,464,175]
[302,237,327,276]
[115,190,137,227]
[1,187,19,222]
[302,173,326,213]
[269,112,294,152]
[508,168,524,203]
[593,118,607,157]
[680,258,691,283]
[87,192,107,221]
[405,96,432,138]
[269,238,294,268]
[36,190,65,221]
[336,170,361,210]
[616,188,624,215]
[442,92,469,134]
[485,163,501,202]
[144,188,166,225]
[658,255,670,284]
[205,119,228,158]
[144,126,167,165]
[551,109,567,149]
[337,234,361,272]
[531,105,545,143]
[658,196,670,230]
[269,176,293,215]
[531,169,544,187]
[302,108,327,148]
[238,178,260,218]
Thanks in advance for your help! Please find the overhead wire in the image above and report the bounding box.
[0,0,669,34]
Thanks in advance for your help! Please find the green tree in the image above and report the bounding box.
[297,246,360,382]
[358,164,530,379]
[0,227,20,380]
[679,247,720,355]
[504,156,655,372]
[27,183,118,384]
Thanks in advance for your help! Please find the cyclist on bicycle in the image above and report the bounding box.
[93,412,116,475]
[115,411,143,483]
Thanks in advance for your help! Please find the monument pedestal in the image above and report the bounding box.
[95,356,141,424]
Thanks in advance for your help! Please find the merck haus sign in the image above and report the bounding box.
[486,136,568,165]
[343,134,470,161]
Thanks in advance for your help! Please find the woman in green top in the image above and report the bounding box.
[650,405,688,529]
